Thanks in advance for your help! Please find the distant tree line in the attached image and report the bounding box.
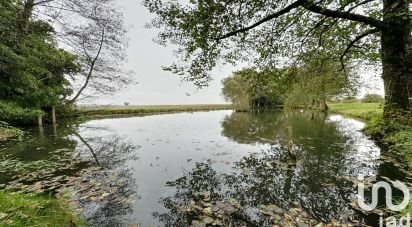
[222,58,356,111]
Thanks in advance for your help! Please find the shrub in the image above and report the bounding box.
[0,101,42,124]
[362,94,384,103]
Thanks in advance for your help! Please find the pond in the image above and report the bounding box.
[0,110,406,226]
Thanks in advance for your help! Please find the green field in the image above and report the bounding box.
[328,102,383,121]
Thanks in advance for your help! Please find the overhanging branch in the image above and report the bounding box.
[214,0,306,40]
[302,1,386,30]
[213,0,385,42]
[339,28,380,71]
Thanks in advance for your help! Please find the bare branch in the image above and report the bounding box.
[70,27,105,103]
[33,0,54,6]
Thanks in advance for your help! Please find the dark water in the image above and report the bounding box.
[0,110,405,226]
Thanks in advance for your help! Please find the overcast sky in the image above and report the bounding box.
[92,0,383,105]
[90,0,240,105]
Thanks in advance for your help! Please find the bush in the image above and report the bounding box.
[362,94,384,103]
[0,101,42,124]
[0,121,23,140]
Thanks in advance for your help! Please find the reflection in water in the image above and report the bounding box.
[155,111,381,226]
[0,122,139,227]
[69,125,139,226]
[1,110,390,226]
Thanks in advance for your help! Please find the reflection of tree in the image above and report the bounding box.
[155,112,379,226]
[154,163,261,226]
[70,126,139,226]
[155,146,365,226]
[221,111,283,144]
[0,125,78,162]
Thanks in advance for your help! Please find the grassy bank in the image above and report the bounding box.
[328,102,383,121]
[76,104,233,117]
[0,192,85,227]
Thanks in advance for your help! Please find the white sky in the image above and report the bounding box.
[90,0,384,105]
[90,0,239,105]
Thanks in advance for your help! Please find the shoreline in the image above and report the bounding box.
[74,104,234,118]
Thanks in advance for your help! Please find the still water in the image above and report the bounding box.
[0,110,398,226]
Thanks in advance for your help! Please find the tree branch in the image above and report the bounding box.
[213,0,385,42]
[33,0,54,6]
[69,27,105,104]
[214,0,306,40]
[302,1,386,30]
[339,28,380,71]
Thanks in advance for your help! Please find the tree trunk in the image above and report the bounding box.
[381,0,412,119]
[51,106,56,125]
[69,27,105,104]
[21,0,34,35]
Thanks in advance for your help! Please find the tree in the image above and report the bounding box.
[144,0,411,120]
[222,68,285,110]
[222,72,250,109]
[0,0,78,123]
[362,93,384,103]
[284,57,357,111]
[18,0,133,103]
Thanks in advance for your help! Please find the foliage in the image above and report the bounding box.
[222,73,250,109]
[0,102,42,124]
[143,0,382,86]
[0,0,79,124]
[362,94,384,103]
[0,121,23,140]
[144,0,411,117]
[0,192,86,227]
[222,60,357,111]
[222,68,285,110]
[284,58,358,111]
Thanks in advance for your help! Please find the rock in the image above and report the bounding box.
[101,192,110,198]
[203,207,213,215]
[297,223,310,227]
[273,207,284,214]
[272,214,282,220]
[202,216,214,224]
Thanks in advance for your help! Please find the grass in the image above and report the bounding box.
[328,102,383,121]
[0,191,86,227]
[75,104,233,117]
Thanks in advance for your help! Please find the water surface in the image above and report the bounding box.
[1,110,397,226]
